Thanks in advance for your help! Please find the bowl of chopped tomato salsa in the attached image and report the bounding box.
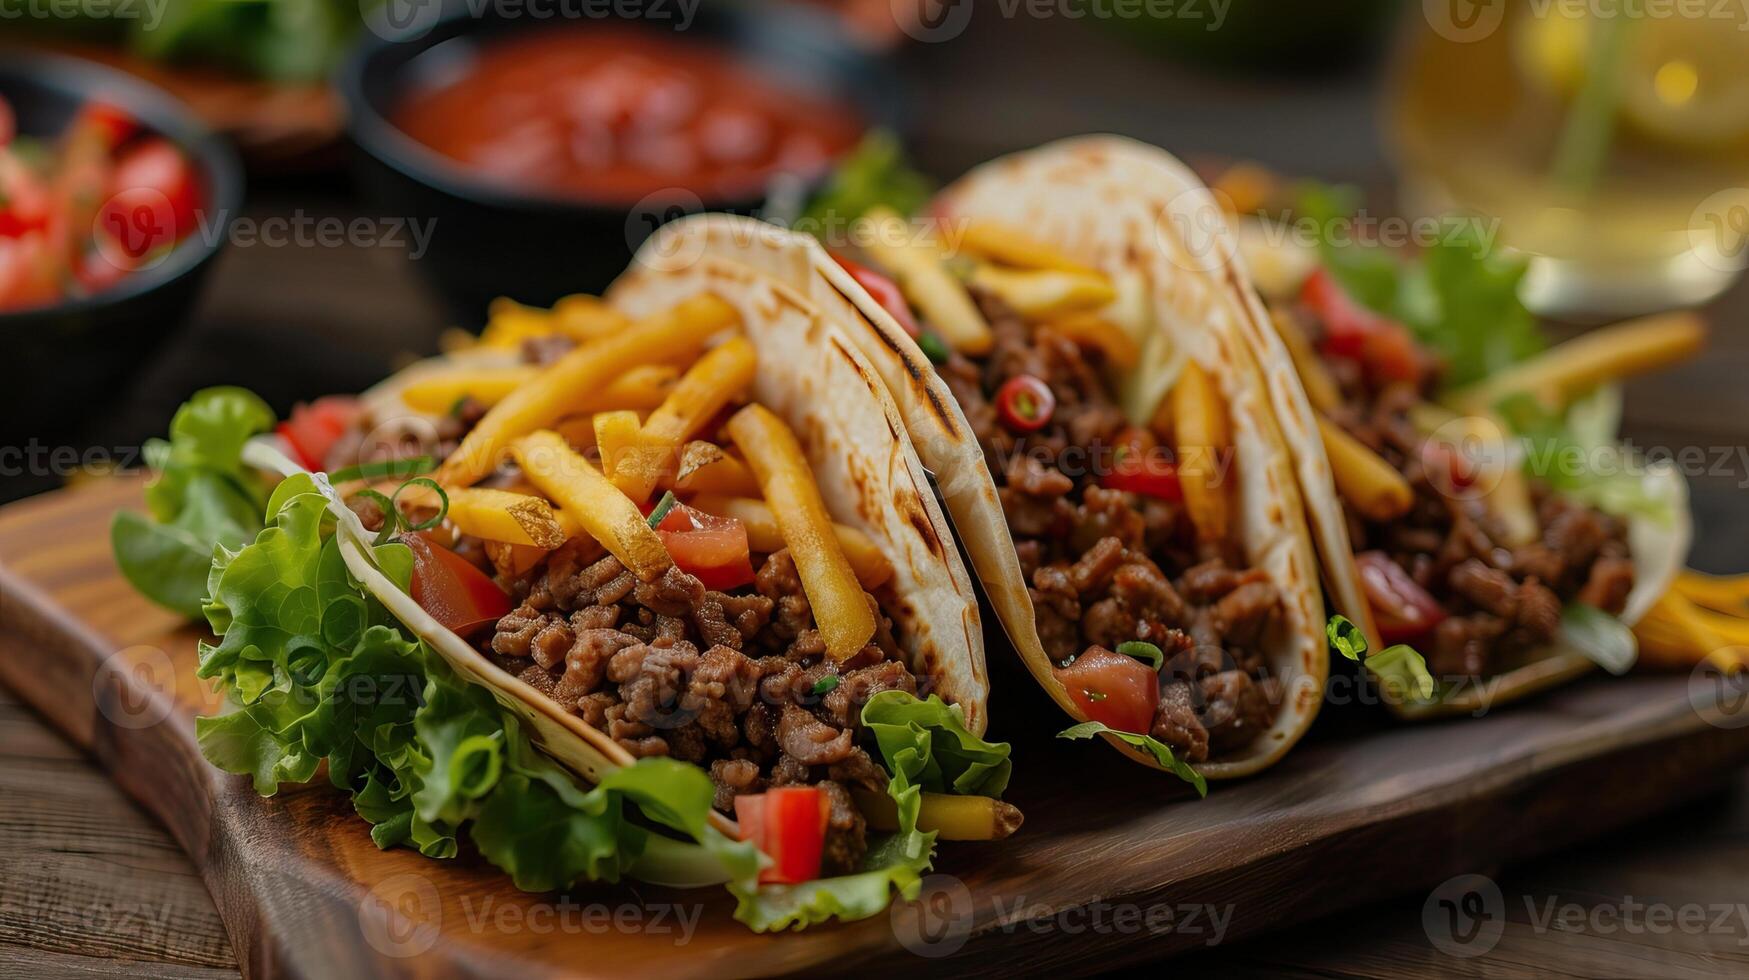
[0,49,241,453]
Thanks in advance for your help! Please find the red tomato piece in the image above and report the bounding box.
[0,154,51,239]
[1053,647,1161,735]
[656,503,755,591]
[73,102,137,151]
[735,785,829,884]
[1356,550,1449,645]
[1299,266,1425,386]
[108,138,200,245]
[832,252,920,338]
[1100,434,1183,502]
[277,396,360,471]
[995,374,1056,433]
[403,531,512,638]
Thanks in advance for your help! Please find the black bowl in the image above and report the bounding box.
[338,0,908,320]
[0,49,242,454]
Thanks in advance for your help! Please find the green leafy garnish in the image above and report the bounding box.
[647,490,679,528]
[799,130,932,235]
[1299,185,1543,387]
[111,387,275,618]
[1326,615,1436,702]
[1116,640,1165,671]
[1496,388,1678,524]
[811,674,841,696]
[1560,603,1638,676]
[916,332,951,365]
[1058,721,1206,797]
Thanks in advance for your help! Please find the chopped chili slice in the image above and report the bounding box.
[995,374,1056,432]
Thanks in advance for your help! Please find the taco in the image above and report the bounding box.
[1219,171,1697,717]
[112,270,1016,932]
[633,137,1331,785]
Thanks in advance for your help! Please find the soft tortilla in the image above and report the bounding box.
[631,137,1330,778]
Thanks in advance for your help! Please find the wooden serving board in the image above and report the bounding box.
[3,475,1748,978]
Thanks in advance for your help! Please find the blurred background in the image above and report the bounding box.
[3,0,1747,541]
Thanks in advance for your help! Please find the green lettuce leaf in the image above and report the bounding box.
[1560,603,1638,676]
[112,387,275,617]
[799,130,933,234]
[1497,387,1680,524]
[1058,721,1207,796]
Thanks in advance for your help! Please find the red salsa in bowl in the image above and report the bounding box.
[389,28,866,204]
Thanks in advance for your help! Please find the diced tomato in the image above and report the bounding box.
[1356,550,1449,645]
[656,503,755,591]
[276,396,360,471]
[0,154,51,239]
[735,786,829,884]
[1100,430,1183,502]
[71,103,137,152]
[832,252,920,338]
[995,374,1056,433]
[1053,647,1160,734]
[1299,266,1425,386]
[403,531,512,638]
[107,138,200,245]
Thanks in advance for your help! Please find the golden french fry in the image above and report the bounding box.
[614,336,757,503]
[445,486,575,549]
[1268,310,1342,413]
[1171,361,1231,543]
[511,430,672,581]
[1634,590,1740,671]
[587,364,679,414]
[439,295,738,487]
[946,219,1099,276]
[1316,415,1413,522]
[1044,312,1139,370]
[1447,312,1705,414]
[726,404,874,661]
[484,540,550,579]
[1675,570,1749,617]
[967,264,1115,319]
[592,410,644,480]
[673,442,761,497]
[551,294,633,341]
[851,788,1022,841]
[402,366,540,414]
[480,297,557,349]
[862,206,992,355]
[688,494,894,590]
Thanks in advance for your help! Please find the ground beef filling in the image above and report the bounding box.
[1296,306,1637,679]
[485,537,918,873]
[938,291,1284,763]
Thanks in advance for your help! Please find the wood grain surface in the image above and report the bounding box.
[2,475,1747,978]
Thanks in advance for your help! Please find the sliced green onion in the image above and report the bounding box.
[811,675,841,696]
[397,478,449,533]
[647,490,679,528]
[352,488,398,545]
[1116,640,1164,671]
[329,456,435,484]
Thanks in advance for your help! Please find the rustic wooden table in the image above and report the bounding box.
[6,14,1749,978]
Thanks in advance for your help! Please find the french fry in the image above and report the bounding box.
[1633,590,1746,673]
[851,788,1022,841]
[968,264,1115,319]
[444,486,576,549]
[511,430,672,581]
[480,297,557,349]
[401,366,539,414]
[1316,415,1413,522]
[861,206,992,355]
[614,336,757,503]
[484,540,550,579]
[1044,312,1140,370]
[726,404,875,661]
[946,218,1099,276]
[1268,310,1342,413]
[688,494,894,590]
[672,442,761,497]
[1446,312,1705,414]
[592,410,644,480]
[1675,570,1749,617]
[1171,361,1231,543]
[439,294,738,487]
[551,294,633,342]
